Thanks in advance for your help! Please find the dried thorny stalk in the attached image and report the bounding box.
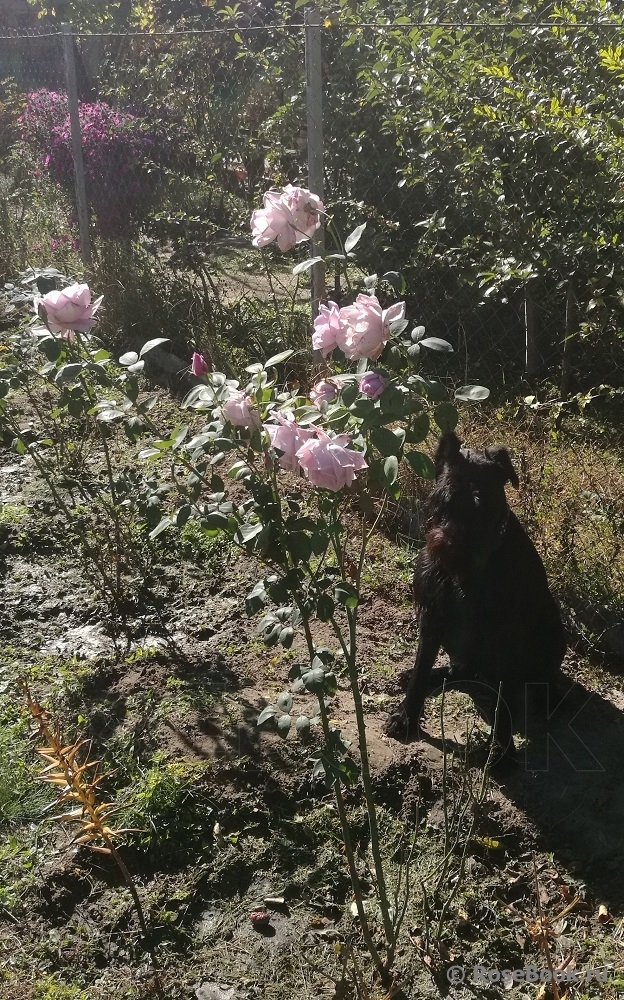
[526,856,582,1000]
[20,680,161,984]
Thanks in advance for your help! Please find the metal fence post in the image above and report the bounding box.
[560,277,577,400]
[305,8,325,327]
[62,23,92,267]
[524,281,539,379]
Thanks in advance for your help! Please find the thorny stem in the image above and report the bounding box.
[261,249,289,341]
[533,856,562,1000]
[433,705,498,944]
[292,598,387,979]
[327,493,396,955]
[344,603,395,954]
[315,695,386,981]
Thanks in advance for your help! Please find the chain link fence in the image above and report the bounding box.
[2,11,624,393]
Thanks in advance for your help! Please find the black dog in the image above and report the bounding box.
[386,432,566,758]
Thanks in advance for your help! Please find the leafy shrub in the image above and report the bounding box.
[19,89,181,239]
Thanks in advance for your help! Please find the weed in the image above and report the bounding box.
[176,519,233,571]
[32,979,89,1000]
[118,754,215,861]
[0,695,50,824]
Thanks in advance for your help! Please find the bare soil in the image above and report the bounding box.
[0,446,623,1000]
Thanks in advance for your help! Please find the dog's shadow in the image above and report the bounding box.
[409,674,624,905]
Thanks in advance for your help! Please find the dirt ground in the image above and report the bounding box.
[1,445,623,1000]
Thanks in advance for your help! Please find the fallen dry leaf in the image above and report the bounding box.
[598,904,612,924]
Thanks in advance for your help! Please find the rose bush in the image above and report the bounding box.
[295,428,368,490]
[310,378,340,409]
[337,295,406,361]
[191,352,210,377]
[312,300,342,357]
[35,282,103,338]
[264,409,314,471]
[251,185,323,252]
[5,189,488,981]
[359,371,385,399]
[221,389,260,428]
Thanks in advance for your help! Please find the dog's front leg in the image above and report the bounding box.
[385,605,442,742]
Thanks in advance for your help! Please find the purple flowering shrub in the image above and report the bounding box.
[20,90,171,238]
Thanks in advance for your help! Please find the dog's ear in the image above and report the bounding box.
[435,432,462,476]
[486,446,520,489]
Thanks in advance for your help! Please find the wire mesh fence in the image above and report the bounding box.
[2,10,624,394]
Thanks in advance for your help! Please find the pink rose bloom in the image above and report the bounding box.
[310,379,339,410]
[359,372,385,399]
[251,184,323,252]
[336,294,405,361]
[191,352,210,377]
[221,390,259,428]
[35,282,103,335]
[264,410,314,471]
[296,429,368,492]
[312,300,342,357]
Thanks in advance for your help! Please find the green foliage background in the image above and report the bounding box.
[2,0,623,392]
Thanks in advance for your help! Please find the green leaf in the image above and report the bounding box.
[287,531,312,564]
[264,348,295,368]
[257,705,277,726]
[237,522,263,545]
[292,256,323,275]
[149,516,174,539]
[119,352,139,366]
[96,408,125,422]
[295,715,311,738]
[370,426,405,457]
[276,692,293,713]
[263,622,283,647]
[381,270,405,293]
[379,385,406,417]
[419,337,453,352]
[344,222,367,253]
[246,579,267,616]
[176,505,192,527]
[301,666,326,693]
[182,384,215,409]
[139,337,170,357]
[341,381,359,408]
[455,385,491,402]
[228,460,251,478]
[405,450,436,480]
[170,425,189,449]
[310,530,329,555]
[276,715,291,738]
[279,627,294,648]
[406,412,430,443]
[335,581,359,608]
[423,380,448,402]
[39,337,62,362]
[317,593,335,621]
[434,402,458,432]
[384,455,399,486]
[55,363,84,384]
